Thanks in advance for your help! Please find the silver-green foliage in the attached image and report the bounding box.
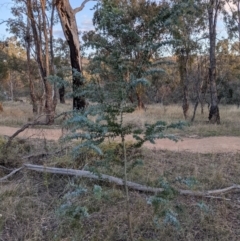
[60,0,187,233]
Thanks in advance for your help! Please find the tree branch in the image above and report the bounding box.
[5,115,50,148]
[73,0,96,15]
[2,164,240,199]
[23,164,240,197]
[0,167,23,182]
[0,20,8,25]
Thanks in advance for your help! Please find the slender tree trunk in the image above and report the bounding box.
[178,53,189,119]
[9,74,14,102]
[191,100,199,122]
[26,0,57,124]
[136,92,145,110]
[40,0,55,124]
[208,0,220,124]
[55,0,86,110]
[59,86,66,103]
[192,56,204,121]
[26,19,38,114]
[50,1,58,110]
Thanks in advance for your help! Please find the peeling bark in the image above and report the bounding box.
[27,0,56,124]
[55,0,87,110]
[207,0,221,124]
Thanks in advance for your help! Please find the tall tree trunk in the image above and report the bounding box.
[178,52,189,119]
[25,18,39,114]
[40,0,55,124]
[50,0,58,110]
[27,0,56,124]
[208,0,220,124]
[55,0,87,110]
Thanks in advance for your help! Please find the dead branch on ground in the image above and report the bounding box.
[0,167,23,182]
[5,115,51,148]
[2,164,239,199]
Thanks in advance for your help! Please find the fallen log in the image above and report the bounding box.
[5,117,49,148]
[1,164,240,198]
[24,164,240,197]
[24,164,162,193]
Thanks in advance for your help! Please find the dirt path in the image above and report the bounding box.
[0,126,240,154]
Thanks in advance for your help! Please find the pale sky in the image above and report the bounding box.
[0,0,96,40]
[0,0,230,44]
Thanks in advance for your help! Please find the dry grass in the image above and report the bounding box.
[0,102,240,240]
[124,104,240,137]
[1,101,240,137]
[0,137,240,241]
[0,100,72,127]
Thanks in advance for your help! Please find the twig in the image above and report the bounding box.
[0,165,14,171]
[205,196,231,201]
[73,0,97,14]
[179,185,240,196]
[0,167,23,182]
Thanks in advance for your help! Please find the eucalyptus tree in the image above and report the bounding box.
[7,10,40,113]
[55,0,96,110]
[223,0,240,52]
[0,37,25,101]
[166,0,206,119]
[222,1,240,107]
[8,0,58,123]
[206,0,224,124]
[72,0,181,239]
[83,0,167,110]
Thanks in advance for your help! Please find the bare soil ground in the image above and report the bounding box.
[1,125,240,153]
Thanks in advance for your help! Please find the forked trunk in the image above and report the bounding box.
[27,0,56,124]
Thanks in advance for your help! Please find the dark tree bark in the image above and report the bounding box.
[59,86,65,104]
[55,0,92,110]
[207,0,221,124]
[178,51,189,119]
